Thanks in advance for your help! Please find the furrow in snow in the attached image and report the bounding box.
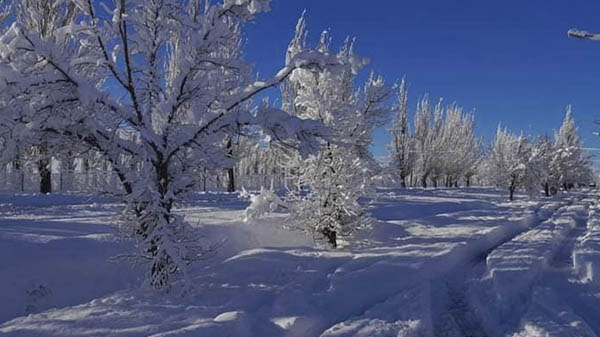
[510,195,600,337]
[485,198,585,304]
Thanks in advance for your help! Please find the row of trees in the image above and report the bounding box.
[387,95,594,200]
[389,80,481,189]
[484,106,593,200]
[4,81,593,204]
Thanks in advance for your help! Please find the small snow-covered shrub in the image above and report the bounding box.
[242,186,286,222]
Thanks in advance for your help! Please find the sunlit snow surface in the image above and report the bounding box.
[1,188,600,337]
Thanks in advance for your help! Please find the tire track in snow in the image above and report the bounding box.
[319,196,579,337]
[548,206,588,271]
[431,260,489,337]
[526,194,600,337]
[432,196,584,337]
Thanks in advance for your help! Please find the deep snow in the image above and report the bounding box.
[1,188,599,337]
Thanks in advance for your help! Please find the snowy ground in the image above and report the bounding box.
[1,188,600,337]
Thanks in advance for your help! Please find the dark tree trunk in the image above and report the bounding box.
[39,160,51,194]
[322,227,337,248]
[421,175,427,188]
[14,158,24,192]
[147,158,176,289]
[509,176,517,201]
[544,182,549,197]
[224,138,235,193]
[226,167,235,192]
[400,175,406,188]
[466,176,471,187]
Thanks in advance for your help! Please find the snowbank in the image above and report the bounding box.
[573,202,600,283]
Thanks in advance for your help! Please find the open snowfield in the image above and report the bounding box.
[1,188,600,337]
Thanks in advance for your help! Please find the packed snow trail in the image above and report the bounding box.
[430,197,583,337]
[451,191,600,337]
[320,193,574,337]
[508,193,600,337]
[431,258,489,337]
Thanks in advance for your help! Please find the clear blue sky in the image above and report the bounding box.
[242,0,600,162]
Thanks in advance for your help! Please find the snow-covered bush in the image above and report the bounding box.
[241,186,286,222]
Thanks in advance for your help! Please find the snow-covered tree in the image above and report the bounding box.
[553,105,591,189]
[436,104,481,187]
[481,107,592,198]
[410,95,481,188]
[530,135,557,196]
[462,137,483,188]
[486,127,531,200]
[413,96,434,187]
[389,78,416,188]
[0,0,349,289]
[280,17,391,248]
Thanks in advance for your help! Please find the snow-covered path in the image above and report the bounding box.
[447,191,600,337]
[2,189,600,337]
[424,196,583,337]
[507,194,600,337]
